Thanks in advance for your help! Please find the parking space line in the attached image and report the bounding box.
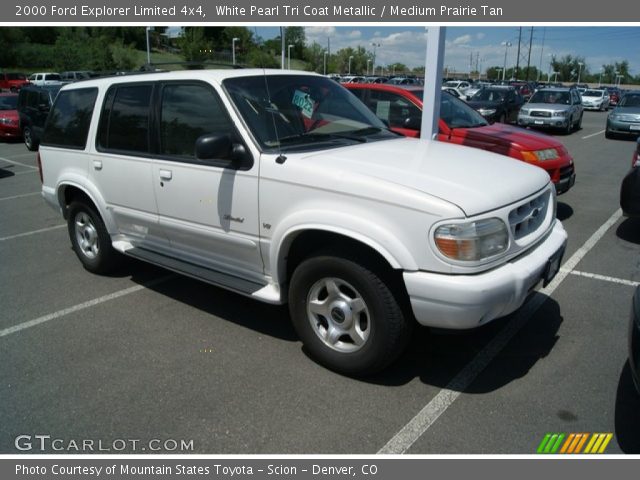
[9,152,38,158]
[0,275,174,339]
[0,156,38,170]
[0,225,66,241]
[0,192,40,201]
[567,269,639,287]
[378,208,623,454]
[582,129,605,140]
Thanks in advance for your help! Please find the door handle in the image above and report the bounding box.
[159,169,172,180]
[93,160,102,170]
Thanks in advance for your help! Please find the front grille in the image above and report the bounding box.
[530,111,552,118]
[508,191,549,241]
[559,165,574,180]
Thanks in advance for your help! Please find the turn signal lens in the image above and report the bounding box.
[434,218,509,262]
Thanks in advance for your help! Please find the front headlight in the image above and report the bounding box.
[522,148,560,162]
[609,114,620,120]
[555,110,569,117]
[478,108,497,116]
[520,109,530,115]
[0,117,13,125]
[434,218,509,262]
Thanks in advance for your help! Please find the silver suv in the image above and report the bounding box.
[518,87,584,134]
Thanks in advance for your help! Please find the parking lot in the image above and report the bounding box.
[1,110,640,455]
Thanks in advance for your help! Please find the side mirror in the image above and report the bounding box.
[404,116,422,131]
[195,134,250,168]
[466,95,472,101]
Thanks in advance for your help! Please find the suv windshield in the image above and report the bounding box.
[529,90,570,105]
[472,89,507,102]
[440,92,488,129]
[224,74,394,151]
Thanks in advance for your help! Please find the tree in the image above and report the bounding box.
[177,27,212,66]
[550,55,587,83]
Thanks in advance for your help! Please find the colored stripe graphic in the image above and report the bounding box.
[537,433,612,454]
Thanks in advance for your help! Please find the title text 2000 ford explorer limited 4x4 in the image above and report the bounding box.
[38,70,567,375]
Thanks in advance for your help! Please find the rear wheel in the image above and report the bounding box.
[564,117,573,135]
[67,200,121,274]
[288,255,412,376]
[23,126,36,151]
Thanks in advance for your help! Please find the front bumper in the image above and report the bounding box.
[607,118,640,135]
[518,114,570,129]
[404,220,567,329]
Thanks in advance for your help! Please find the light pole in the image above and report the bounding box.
[496,68,503,81]
[370,42,380,72]
[577,62,583,84]
[598,68,604,87]
[551,71,559,82]
[288,44,294,69]
[367,59,372,75]
[502,41,512,81]
[348,55,354,75]
[613,70,619,85]
[323,51,328,76]
[616,74,624,87]
[232,37,240,66]
[145,27,151,65]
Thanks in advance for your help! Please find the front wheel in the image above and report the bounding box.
[288,255,412,376]
[67,201,120,274]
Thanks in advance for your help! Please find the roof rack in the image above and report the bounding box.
[140,61,245,71]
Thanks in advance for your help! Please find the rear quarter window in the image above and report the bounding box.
[41,88,98,149]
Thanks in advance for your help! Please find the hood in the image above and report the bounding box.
[0,110,18,120]
[582,95,604,101]
[524,103,571,113]
[299,138,550,217]
[454,123,564,152]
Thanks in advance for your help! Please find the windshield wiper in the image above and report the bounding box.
[278,131,368,145]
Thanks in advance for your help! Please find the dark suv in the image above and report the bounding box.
[17,84,62,150]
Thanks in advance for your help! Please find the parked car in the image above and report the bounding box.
[388,77,421,86]
[464,81,493,99]
[339,75,366,84]
[27,72,62,86]
[442,80,471,98]
[606,87,622,106]
[0,93,20,139]
[60,71,93,82]
[629,285,640,395]
[620,137,640,217]
[17,84,62,150]
[517,87,584,134]
[509,81,534,100]
[581,89,610,111]
[345,83,576,194]
[38,69,567,375]
[0,72,29,92]
[606,91,640,139]
[466,86,525,123]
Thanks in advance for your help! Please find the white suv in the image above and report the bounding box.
[38,70,567,375]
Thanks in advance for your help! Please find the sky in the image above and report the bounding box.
[239,26,640,79]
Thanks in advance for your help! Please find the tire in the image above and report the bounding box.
[498,113,506,124]
[23,126,36,151]
[288,255,412,376]
[564,117,573,135]
[605,129,614,139]
[67,200,120,274]
[576,113,583,130]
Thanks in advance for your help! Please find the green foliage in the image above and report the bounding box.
[245,49,280,69]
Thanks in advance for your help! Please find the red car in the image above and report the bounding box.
[0,73,29,92]
[346,83,576,194]
[0,93,20,139]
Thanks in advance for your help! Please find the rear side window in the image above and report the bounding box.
[41,88,98,149]
[97,84,152,154]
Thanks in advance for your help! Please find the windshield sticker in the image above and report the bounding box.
[292,89,316,119]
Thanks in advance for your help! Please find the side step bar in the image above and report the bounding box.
[125,247,266,296]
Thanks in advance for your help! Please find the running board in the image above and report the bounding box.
[124,247,267,296]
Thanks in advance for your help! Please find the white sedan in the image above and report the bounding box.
[581,89,610,111]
